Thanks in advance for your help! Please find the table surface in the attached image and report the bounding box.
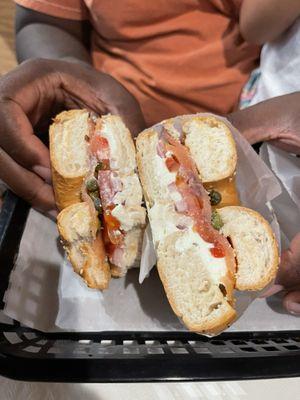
[1,376,300,400]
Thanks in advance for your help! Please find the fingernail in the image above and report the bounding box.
[47,209,58,221]
[286,301,300,315]
[32,165,52,183]
[259,284,284,298]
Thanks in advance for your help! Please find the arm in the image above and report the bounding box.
[0,59,145,213]
[15,5,91,64]
[240,0,300,44]
[228,92,300,154]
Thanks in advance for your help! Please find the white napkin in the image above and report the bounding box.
[4,114,299,334]
[4,204,299,333]
[4,209,63,331]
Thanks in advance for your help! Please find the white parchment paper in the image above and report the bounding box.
[138,114,282,286]
[260,144,300,250]
[4,113,298,334]
[136,113,283,334]
[247,17,300,251]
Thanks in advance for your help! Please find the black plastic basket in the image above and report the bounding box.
[0,191,300,383]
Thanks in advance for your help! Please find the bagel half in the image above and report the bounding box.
[50,110,146,288]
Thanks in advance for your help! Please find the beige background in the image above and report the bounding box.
[0,0,17,75]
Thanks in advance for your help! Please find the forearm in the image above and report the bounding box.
[240,0,300,44]
[16,23,92,64]
[228,92,300,145]
[15,5,91,64]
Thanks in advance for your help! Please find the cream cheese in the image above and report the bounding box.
[112,204,146,232]
[113,174,143,206]
[99,117,136,173]
[175,230,227,284]
[151,137,228,285]
[148,202,192,246]
[155,153,176,187]
[154,154,182,203]
[149,201,227,284]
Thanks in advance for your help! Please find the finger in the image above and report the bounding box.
[276,235,300,288]
[288,233,300,260]
[0,100,50,170]
[0,147,55,211]
[40,209,58,222]
[0,59,60,122]
[270,139,300,155]
[56,64,146,135]
[119,108,146,137]
[259,284,284,298]
[283,290,300,315]
[32,165,52,183]
[56,63,110,115]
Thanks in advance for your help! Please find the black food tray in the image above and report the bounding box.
[0,191,299,382]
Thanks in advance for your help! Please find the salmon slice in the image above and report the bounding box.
[89,122,125,263]
[159,129,236,273]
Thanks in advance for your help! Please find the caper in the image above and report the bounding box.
[88,190,102,213]
[93,197,103,213]
[89,190,99,199]
[209,189,222,206]
[95,162,104,175]
[94,162,102,174]
[211,211,224,230]
[86,178,98,192]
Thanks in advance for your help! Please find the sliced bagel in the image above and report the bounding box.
[50,110,91,210]
[181,116,237,182]
[163,116,239,208]
[218,206,279,291]
[136,127,236,335]
[93,116,146,276]
[57,202,111,290]
[157,231,236,335]
[50,110,146,283]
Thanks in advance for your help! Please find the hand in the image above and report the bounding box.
[228,92,300,154]
[0,59,145,214]
[262,233,300,315]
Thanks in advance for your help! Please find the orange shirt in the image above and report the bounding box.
[16,0,260,126]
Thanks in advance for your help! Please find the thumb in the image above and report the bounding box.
[260,284,284,298]
[283,290,300,315]
[276,233,300,288]
[32,165,52,184]
[261,233,300,298]
[259,249,292,298]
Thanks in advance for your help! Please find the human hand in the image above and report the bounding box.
[0,59,145,214]
[228,92,300,154]
[262,233,300,315]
